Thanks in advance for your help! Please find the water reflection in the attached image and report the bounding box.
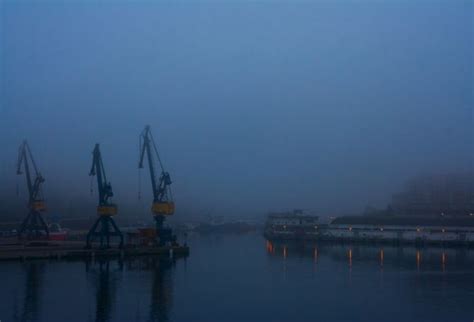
[126,257,175,322]
[265,239,474,271]
[441,252,446,272]
[379,249,384,268]
[4,235,474,322]
[13,256,179,322]
[86,260,123,322]
[348,248,352,268]
[16,262,44,322]
[416,250,421,271]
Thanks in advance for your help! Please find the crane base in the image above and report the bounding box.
[86,216,123,249]
[154,215,176,246]
[18,210,49,240]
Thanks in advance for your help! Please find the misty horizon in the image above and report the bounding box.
[0,0,472,221]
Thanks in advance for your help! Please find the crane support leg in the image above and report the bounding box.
[154,215,175,246]
[86,217,123,249]
[18,210,49,240]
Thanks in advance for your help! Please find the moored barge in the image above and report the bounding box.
[264,211,474,246]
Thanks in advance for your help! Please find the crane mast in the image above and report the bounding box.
[86,144,123,249]
[90,144,114,209]
[16,140,49,239]
[139,125,176,246]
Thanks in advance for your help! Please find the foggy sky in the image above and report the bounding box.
[0,0,472,221]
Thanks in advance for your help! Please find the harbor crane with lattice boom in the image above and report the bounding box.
[86,144,123,249]
[139,125,176,246]
[16,140,49,239]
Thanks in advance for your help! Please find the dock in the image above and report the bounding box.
[0,241,189,261]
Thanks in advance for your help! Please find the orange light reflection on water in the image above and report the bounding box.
[416,250,421,270]
[380,249,384,268]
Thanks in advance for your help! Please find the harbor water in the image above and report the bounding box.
[1,232,474,322]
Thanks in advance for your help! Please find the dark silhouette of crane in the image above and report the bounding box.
[86,144,123,249]
[19,262,45,322]
[16,140,49,239]
[148,257,174,322]
[139,125,176,246]
[86,259,122,322]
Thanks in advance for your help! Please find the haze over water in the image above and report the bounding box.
[1,233,473,322]
[0,1,473,321]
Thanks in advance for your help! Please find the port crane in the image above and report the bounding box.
[16,140,49,239]
[86,144,123,249]
[139,125,175,246]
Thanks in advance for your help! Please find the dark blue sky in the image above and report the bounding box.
[0,0,472,220]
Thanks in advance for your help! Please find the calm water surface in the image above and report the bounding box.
[1,233,474,322]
